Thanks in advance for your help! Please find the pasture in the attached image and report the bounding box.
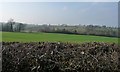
[2,32,119,43]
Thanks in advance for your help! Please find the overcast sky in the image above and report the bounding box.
[0,2,118,27]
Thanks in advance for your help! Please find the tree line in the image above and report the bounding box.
[0,19,119,38]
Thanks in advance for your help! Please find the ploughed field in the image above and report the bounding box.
[2,42,120,72]
[2,32,119,43]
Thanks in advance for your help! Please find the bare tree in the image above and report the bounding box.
[7,18,15,32]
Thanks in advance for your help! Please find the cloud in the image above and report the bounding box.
[62,6,68,11]
[78,2,98,15]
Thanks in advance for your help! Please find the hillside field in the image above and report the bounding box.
[2,32,120,71]
[1,32,119,43]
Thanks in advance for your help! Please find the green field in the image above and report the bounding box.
[1,32,119,43]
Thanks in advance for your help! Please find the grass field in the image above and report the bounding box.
[1,32,119,43]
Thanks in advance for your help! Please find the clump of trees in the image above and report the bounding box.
[0,19,119,37]
[1,19,26,32]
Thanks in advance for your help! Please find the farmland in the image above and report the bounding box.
[2,32,119,43]
[2,32,120,72]
[1,2,120,71]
